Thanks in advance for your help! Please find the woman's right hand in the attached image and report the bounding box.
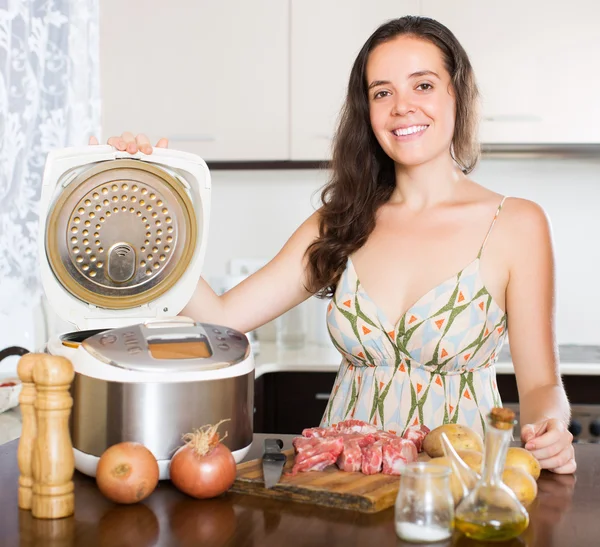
[88,133,169,155]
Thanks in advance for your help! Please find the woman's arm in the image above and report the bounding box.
[503,198,575,473]
[180,211,321,333]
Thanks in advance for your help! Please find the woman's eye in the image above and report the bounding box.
[374,90,390,99]
[417,83,433,91]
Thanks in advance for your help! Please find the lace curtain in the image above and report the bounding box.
[0,0,100,360]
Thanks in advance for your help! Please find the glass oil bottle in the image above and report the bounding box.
[454,407,529,541]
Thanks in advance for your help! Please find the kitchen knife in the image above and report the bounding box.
[262,438,286,489]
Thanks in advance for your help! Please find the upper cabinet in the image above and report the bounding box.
[289,0,420,160]
[100,0,289,161]
[100,1,600,163]
[421,0,600,144]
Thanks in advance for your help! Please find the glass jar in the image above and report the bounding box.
[395,462,454,543]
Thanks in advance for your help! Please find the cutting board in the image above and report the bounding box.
[230,448,429,513]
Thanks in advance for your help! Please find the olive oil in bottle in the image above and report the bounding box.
[454,407,530,542]
[455,508,529,541]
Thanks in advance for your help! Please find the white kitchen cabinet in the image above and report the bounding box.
[290,0,420,161]
[421,0,600,144]
[100,0,289,161]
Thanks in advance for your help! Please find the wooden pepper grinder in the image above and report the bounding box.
[31,354,75,519]
[17,353,40,510]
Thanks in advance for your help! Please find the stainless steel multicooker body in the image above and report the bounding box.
[39,146,254,479]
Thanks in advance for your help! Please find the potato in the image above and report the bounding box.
[457,449,483,473]
[429,450,482,504]
[428,455,538,507]
[505,447,541,480]
[428,456,470,505]
[502,466,538,506]
[423,424,484,457]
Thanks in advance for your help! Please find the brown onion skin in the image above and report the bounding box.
[96,442,159,504]
[169,442,237,499]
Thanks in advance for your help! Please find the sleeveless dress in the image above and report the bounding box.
[322,197,508,438]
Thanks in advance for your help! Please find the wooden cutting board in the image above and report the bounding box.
[231,448,429,513]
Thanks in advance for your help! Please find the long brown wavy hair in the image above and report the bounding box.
[305,16,481,298]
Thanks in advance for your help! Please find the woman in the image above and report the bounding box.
[98,16,575,473]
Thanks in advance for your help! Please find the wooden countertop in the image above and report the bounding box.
[0,435,598,547]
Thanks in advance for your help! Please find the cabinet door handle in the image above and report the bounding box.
[315,393,331,401]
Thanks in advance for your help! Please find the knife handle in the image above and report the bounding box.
[264,438,284,454]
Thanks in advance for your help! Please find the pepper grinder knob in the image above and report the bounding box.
[31,355,75,519]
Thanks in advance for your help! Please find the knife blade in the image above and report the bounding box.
[262,438,286,489]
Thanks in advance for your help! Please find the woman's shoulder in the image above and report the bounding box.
[497,197,553,259]
[500,197,551,232]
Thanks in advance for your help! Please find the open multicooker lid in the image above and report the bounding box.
[39,145,211,330]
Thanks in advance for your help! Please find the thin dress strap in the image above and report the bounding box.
[477,196,508,259]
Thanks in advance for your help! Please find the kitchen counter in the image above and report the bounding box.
[0,434,598,547]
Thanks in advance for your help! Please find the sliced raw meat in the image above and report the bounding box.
[293,421,424,476]
[361,439,384,475]
[382,438,418,475]
[293,436,322,454]
[336,433,377,472]
[303,419,379,438]
[337,438,362,472]
[288,451,339,476]
[289,435,344,475]
[402,424,431,453]
[294,436,344,458]
[333,419,380,435]
[302,425,331,438]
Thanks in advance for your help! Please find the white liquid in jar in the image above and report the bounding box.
[395,521,452,542]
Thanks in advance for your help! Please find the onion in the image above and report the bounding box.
[169,419,237,499]
[96,442,159,504]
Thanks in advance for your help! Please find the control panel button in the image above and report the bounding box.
[226,330,244,341]
[589,420,600,437]
[212,328,222,334]
[568,420,582,437]
[217,343,230,351]
[100,334,118,346]
[216,335,226,341]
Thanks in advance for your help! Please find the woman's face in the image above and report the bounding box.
[366,35,456,168]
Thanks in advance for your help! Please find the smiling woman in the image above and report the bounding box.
[104,15,575,475]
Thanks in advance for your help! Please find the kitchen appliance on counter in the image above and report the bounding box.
[38,146,254,479]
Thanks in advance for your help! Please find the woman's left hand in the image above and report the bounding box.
[520,418,576,474]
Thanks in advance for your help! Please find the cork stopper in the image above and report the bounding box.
[489,407,516,430]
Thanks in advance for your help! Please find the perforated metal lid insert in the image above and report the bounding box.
[46,159,197,309]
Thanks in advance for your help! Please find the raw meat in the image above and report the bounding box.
[288,451,339,475]
[382,438,418,475]
[336,433,377,472]
[361,439,384,475]
[302,419,379,438]
[290,419,427,476]
[288,436,344,475]
[401,424,431,453]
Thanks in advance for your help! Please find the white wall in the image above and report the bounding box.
[205,157,600,345]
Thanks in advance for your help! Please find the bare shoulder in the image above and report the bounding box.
[498,197,554,262]
[500,197,552,235]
